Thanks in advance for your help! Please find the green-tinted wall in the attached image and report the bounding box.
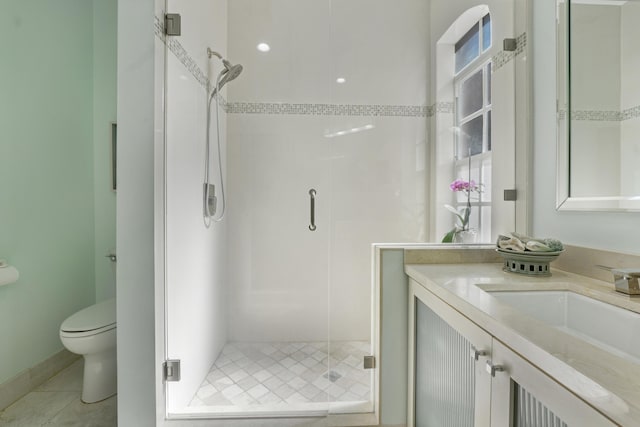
[93,0,118,301]
[0,0,116,385]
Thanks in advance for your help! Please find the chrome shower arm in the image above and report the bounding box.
[207,48,223,60]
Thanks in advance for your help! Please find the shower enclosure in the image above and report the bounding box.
[159,0,428,421]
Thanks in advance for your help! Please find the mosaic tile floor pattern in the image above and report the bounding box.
[189,341,371,409]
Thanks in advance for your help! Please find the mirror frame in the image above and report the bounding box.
[556,0,640,212]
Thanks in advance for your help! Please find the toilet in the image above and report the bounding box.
[59,298,117,403]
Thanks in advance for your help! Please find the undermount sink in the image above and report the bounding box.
[488,290,640,363]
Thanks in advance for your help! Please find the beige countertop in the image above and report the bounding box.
[405,262,640,426]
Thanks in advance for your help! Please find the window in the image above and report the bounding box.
[453,14,492,242]
[455,14,491,73]
[456,62,492,159]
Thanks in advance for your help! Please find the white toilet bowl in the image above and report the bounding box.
[59,298,117,403]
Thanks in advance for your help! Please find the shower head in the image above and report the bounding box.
[210,63,243,99]
[220,61,243,85]
[207,48,243,98]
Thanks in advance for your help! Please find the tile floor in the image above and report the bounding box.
[189,341,372,413]
[0,360,117,426]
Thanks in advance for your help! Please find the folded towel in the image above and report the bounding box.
[497,235,526,251]
[497,233,563,252]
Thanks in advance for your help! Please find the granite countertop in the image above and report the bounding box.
[405,262,640,426]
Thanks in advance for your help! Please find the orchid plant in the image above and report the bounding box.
[442,178,482,243]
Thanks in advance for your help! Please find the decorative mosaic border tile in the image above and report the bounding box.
[514,32,527,56]
[226,102,428,117]
[621,105,640,121]
[493,32,527,71]
[153,14,165,42]
[572,110,621,121]
[433,102,454,115]
[561,106,640,121]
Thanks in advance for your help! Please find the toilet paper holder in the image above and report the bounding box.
[0,259,19,287]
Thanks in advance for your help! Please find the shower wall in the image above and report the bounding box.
[226,0,429,342]
[0,0,116,387]
[163,0,230,411]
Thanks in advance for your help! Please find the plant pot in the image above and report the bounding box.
[454,229,478,244]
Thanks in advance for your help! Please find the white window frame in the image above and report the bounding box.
[454,14,492,76]
[452,14,493,242]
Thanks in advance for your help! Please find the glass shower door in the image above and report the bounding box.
[160,0,333,418]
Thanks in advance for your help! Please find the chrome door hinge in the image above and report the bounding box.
[163,359,181,382]
[503,189,517,201]
[503,38,517,52]
[165,13,181,36]
[364,355,376,369]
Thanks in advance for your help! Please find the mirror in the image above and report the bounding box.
[557,0,640,211]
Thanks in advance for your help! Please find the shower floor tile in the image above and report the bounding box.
[189,341,372,412]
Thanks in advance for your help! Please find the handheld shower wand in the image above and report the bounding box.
[203,48,243,227]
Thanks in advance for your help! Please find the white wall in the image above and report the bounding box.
[620,1,640,198]
[620,119,640,198]
[532,0,640,254]
[226,0,429,343]
[116,0,157,424]
[164,0,229,412]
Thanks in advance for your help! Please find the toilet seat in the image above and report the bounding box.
[60,323,116,338]
[60,298,116,336]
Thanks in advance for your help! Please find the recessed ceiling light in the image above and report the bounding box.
[336,77,346,84]
[257,43,271,52]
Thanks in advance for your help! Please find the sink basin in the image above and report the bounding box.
[489,291,640,363]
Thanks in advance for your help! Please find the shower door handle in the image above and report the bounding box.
[308,189,317,231]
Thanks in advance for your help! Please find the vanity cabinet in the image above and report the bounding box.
[408,279,614,427]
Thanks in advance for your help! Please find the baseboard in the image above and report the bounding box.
[0,349,80,411]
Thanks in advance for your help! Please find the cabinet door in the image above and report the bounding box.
[409,279,493,427]
[489,340,615,427]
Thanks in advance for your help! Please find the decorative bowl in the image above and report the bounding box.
[496,248,563,276]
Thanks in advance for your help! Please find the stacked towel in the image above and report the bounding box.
[497,233,564,252]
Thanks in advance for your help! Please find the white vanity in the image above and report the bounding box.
[405,256,640,426]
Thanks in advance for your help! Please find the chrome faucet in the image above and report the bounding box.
[611,268,640,295]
